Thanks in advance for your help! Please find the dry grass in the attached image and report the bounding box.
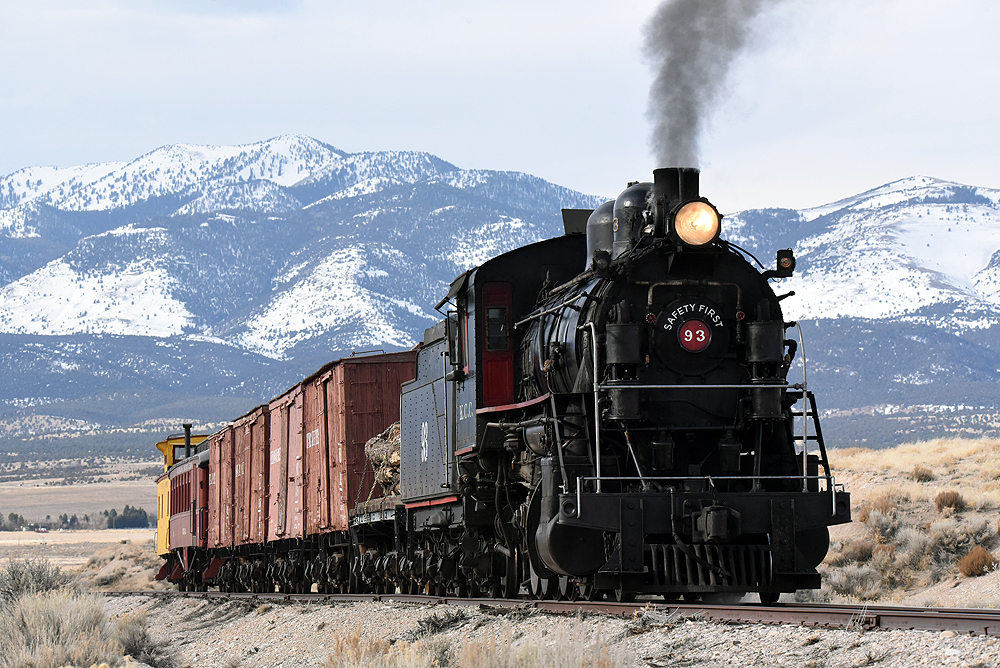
[0,590,117,668]
[324,623,627,668]
[0,558,173,668]
[113,609,176,668]
[856,491,902,524]
[825,563,883,600]
[958,546,998,577]
[821,438,1000,602]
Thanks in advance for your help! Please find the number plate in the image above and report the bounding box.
[678,319,711,352]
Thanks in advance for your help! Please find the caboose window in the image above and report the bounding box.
[486,307,508,351]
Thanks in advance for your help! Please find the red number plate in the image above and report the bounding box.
[678,319,711,352]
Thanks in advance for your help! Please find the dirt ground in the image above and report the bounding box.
[0,529,156,570]
[0,479,157,525]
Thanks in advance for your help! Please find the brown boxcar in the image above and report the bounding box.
[267,383,305,542]
[207,427,235,549]
[266,351,417,542]
[233,406,269,546]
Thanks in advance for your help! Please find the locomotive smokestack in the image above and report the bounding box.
[654,167,699,207]
[643,0,781,166]
[653,167,699,233]
[184,423,192,458]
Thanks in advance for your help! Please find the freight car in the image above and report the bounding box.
[155,351,417,593]
[156,168,850,602]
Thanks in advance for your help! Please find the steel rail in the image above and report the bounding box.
[105,591,1000,635]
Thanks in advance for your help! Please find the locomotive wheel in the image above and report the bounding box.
[529,562,558,600]
[577,577,603,601]
[348,570,360,594]
[556,576,574,601]
[500,553,520,599]
[704,592,746,605]
[614,587,636,603]
[758,591,780,604]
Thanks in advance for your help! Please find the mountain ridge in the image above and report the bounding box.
[1,137,998,457]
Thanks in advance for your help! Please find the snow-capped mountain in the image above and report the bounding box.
[0,136,608,458]
[1,137,998,457]
[0,136,602,360]
[726,176,1000,326]
[723,176,1000,445]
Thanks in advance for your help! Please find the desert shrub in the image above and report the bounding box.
[864,508,900,544]
[856,492,902,524]
[958,546,998,577]
[113,610,176,668]
[936,491,967,513]
[325,623,628,668]
[458,624,626,668]
[871,544,895,563]
[922,517,996,583]
[415,609,470,637]
[894,527,933,570]
[824,563,882,601]
[928,518,985,556]
[910,466,935,482]
[94,567,126,587]
[0,591,117,668]
[0,558,66,604]
[827,539,874,566]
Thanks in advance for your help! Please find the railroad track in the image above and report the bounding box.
[107,591,1000,636]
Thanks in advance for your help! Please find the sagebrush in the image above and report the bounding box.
[0,558,173,668]
[325,623,627,668]
[936,491,967,513]
[0,558,66,603]
[958,546,997,577]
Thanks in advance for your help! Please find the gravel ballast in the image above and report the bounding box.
[104,596,1000,668]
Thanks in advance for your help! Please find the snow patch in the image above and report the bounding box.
[0,256,195,337]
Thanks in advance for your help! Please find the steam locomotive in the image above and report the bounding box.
[155,168,850,603]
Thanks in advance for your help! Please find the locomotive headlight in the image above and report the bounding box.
[673,200,721,246]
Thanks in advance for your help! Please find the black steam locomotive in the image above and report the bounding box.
[398,167,850,602]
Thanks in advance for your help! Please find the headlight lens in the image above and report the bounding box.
[673,201,720,246]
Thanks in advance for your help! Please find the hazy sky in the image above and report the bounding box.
[2,0,999,212]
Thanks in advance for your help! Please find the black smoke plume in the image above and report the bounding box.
[644,0,780,167]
